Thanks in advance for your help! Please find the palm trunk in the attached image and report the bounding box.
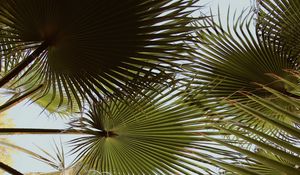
[0,42,49,88]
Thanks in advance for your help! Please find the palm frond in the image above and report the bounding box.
[185,8,298,103]
[67,83,234,174]
[0,0,202,108]
[206,74,300,175]
[256,0,300,56]
[185,71,300,139]
[9,70,81,117]
[0,84,43,113]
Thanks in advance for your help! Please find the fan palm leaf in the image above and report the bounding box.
[8,70,80,117]
[0,0,200,108]
[181,8,300,135]
[0,83,238,174]
[205,75,300,175]
[0,84,43,114]
[256,0,300,56]
[186,9,298,103]
[68,83,233,174]
[184,71,300,139]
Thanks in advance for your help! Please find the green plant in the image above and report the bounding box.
[0,0,300,175]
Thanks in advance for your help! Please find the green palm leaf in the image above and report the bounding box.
[10,71,80,117]
[186,9,298,102]
[256,0,300,56]
[0,0,200,108]
[68,84,230,174]
[207,75,300,175]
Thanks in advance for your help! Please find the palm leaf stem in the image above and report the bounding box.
[0,128,112,137]
[0,84,43,113]
[0,41,48,88]
[0,162,23,175]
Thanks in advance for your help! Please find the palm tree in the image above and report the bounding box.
[0,0,300,175]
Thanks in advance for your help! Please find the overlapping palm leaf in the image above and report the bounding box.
[180,8,300,151]
[186,9,298,103]
[184,72,300,140]
[0,0,200,108]
[9,69,80,117]
[68,84,235,174]
[256,0,300,56]
[209,78,300,175]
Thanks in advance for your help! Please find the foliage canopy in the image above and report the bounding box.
[0,0,299,175]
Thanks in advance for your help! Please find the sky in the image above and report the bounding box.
[1,0,252,174]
